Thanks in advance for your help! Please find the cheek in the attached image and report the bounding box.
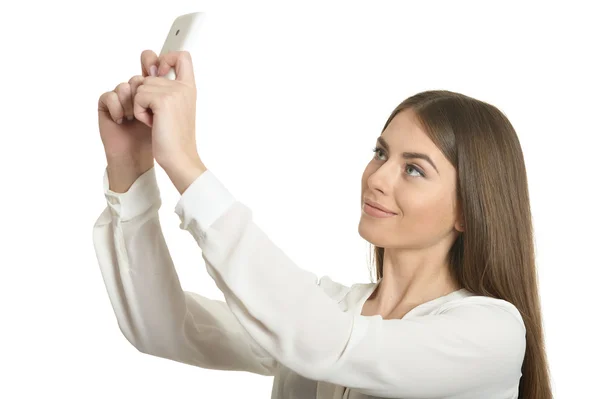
[405,191,453,228]
[406,194,451,231]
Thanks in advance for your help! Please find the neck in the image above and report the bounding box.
[368,248,461,317]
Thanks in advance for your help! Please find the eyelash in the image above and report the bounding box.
[371,146,425,178]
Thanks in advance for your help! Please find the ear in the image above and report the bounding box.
[453,195,465,233]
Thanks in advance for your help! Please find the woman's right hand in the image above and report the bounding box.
[97,51,159,192]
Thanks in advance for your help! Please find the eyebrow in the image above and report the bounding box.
[377,136,440,175]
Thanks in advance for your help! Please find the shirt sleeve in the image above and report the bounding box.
[92,165,277,376]
[174,169,527,398]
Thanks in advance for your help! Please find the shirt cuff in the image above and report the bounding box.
[103,165,161,221]
[174,169,236,240]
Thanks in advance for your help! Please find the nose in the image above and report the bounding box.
[366,162,399,194]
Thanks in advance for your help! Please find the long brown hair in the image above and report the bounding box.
[369,90,553,398]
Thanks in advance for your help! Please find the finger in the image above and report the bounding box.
[128,75,145,95]
[131,75,174,126]
[114,82,134,121]
[132,89,154,128]
[141,49,159,77]
[98,91,124,124]
[128,75,146,120]
[156,50,195,84]
[135,79,173,102]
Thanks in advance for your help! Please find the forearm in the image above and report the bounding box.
[95,162,278,374]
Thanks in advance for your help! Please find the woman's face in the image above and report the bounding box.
[359,109,463,249]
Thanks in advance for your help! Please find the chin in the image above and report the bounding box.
[358,221,388,245]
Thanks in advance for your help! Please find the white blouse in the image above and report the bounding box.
[92,166,526,399]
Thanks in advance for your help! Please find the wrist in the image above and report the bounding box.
[162,156,207,195]
[106,157,155,193]
[106,153,154,172]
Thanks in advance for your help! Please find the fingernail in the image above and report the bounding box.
[150,65,157,76]
[127,115,134,121]
[117,118,123,124]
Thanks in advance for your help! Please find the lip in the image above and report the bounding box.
[363,198,397,215]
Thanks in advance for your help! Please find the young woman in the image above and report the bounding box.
[93,49,553,399]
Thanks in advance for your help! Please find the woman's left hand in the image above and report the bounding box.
[135,49,202,171]
[135,49,206,194]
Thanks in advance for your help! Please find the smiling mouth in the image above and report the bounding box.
[363,203,397,217]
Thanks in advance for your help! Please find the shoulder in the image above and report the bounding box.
[437,294,527,367]
[440,294,526,334]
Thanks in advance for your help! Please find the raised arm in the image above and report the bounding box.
[173,168,527,398]
[92,165,277,376]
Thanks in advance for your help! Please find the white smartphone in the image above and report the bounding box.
[158,12,206,80]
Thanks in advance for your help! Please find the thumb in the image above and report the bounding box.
[156,50,195,84]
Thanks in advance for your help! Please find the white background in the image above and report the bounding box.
[1,0,597,397]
